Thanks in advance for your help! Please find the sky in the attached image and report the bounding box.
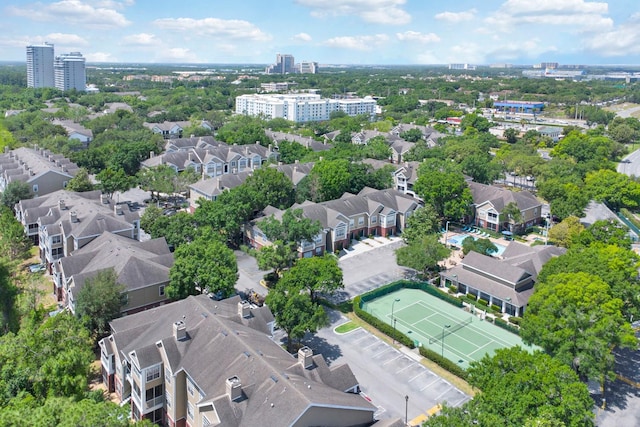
[1,0,640,66]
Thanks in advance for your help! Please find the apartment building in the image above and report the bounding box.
[247,187,420,256]
[0,147,79,196]
[235,93,377,123]
[99,294,376,426]
[26,42,55,88]
[54,52,86,91]
[55,232,173,315]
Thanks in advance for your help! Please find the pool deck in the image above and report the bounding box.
[439,228,517,268]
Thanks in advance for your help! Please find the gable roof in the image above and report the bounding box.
[105,295,373,426]
[468,181,541,212]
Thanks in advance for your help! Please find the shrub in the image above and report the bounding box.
[508,316,522,326]
[494,317,520,335]
[448,285,458,294]
[418,346,468,380]
[476,299,489,307]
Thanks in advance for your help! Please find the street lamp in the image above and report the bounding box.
[405,395,409,425]
[391,298,400,344]
[441,324,451,357]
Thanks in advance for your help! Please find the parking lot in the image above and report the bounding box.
[311,311,470,423]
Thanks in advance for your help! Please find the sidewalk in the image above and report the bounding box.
[339,235,403,260]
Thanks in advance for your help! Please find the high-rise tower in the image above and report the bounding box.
[54,52,86,91]
[26,43,55,88]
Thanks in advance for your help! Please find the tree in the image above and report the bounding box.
[537,244,640,319]
[413,159,472,221]
[395,234,450,276]
[193,188,254,245]
[548,216,584,248]
[75,269,126,338]
[256,208,322,277]
[95,167,134,199]
[0,261,18,334]
[265,272,328,353]
[575,219,631,249]
[244,167,295,211]
[137,165,176,201]
[521,272,636,385]
[276,255,343,303]
[168,233,238,300]
[461,237,498,256]
[402,205,440,245]
[425,347,594,427]
[65,167,94,192]
[0,312,93,403]
[400,128,424,142]
[585,169,640,210]
[1,181,32,210]
[500,202,523,232]
[0,207,31,261]
[504,127,518,144]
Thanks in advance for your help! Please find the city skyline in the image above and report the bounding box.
[1,1,640,65]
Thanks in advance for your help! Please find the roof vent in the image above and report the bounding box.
[226,376,243,401]
[100,194,109,204]
[70,211,79,223]
[114,205,123,215]
[59,200,66,210]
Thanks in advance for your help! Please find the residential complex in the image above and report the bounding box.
[235,93,377,122]
[99,294,375,426]
[26,42,55,88]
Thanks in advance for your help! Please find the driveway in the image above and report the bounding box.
[308,310,470,423]
[234,250,268,298]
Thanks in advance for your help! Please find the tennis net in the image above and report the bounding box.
[429,316,473,344]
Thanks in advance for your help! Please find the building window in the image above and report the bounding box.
[187,380,195,396]
[146,365,160,382]
[349,219,354,228]
[159,285,165,297]
[358,217,364,226]
[335,224,346,240]
[165,367,171,384]
[187,402,194,420]
[203,415,212,426]
[32,184,38,193]
[63,181,68,188]
[51,247,64,257]
[166,391,171,409]
[51,235,61,244]
[371,216,377,224]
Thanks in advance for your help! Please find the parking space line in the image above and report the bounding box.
[409,371,428,382]
[382,354,402,365]
[419,377,441,391]
[395,362,416,374]
[433,384,454,400]
[364,340,380,349]
[372,347,392,358]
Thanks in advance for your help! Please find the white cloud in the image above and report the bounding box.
[295,0,411,25]
[486,0,612,32]
[154,47,200,63]
[85,51,115,62]
[7,0,131,29]
[435,9,477,23]
[153,18,271,41]
[44,33,89,46]
[122,33,160,46]
[292,32,313,42]
[396,31,440,44]
[487,38,558,61]
[323,34,389,51]
[585,13,640,56]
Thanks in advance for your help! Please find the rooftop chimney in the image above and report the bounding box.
[59,200,66,210]
[238,300,251,319]
[70,211,79,223]
[226,376,243,401]
[173,321,188,341]
[298,346,314,369]
[114,205,123,215]
[100,194,109,204]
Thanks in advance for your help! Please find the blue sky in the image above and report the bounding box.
[1,0,640,65]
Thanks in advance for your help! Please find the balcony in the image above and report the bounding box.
[145,396,164,410]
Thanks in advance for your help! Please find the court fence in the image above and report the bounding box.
[353,280,470,379]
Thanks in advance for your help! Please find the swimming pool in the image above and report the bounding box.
[447,234,507,256]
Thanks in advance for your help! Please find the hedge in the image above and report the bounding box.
[508,316,522,326]
[494,317,520,335]
[418,346,468,380]
[353,295,415,349]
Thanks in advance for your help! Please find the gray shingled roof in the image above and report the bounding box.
[468,181,541,212]
[106,295,372,426]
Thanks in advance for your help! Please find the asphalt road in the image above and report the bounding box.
[618,149,640,177]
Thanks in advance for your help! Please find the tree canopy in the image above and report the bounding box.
[413,159,472,221]
[75,269,125,338]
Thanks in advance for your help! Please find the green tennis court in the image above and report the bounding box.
[362,288,536,369]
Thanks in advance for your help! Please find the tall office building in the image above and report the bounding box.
[265,53,295,74]
[54,52,86,91]
[26,43,55,88]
